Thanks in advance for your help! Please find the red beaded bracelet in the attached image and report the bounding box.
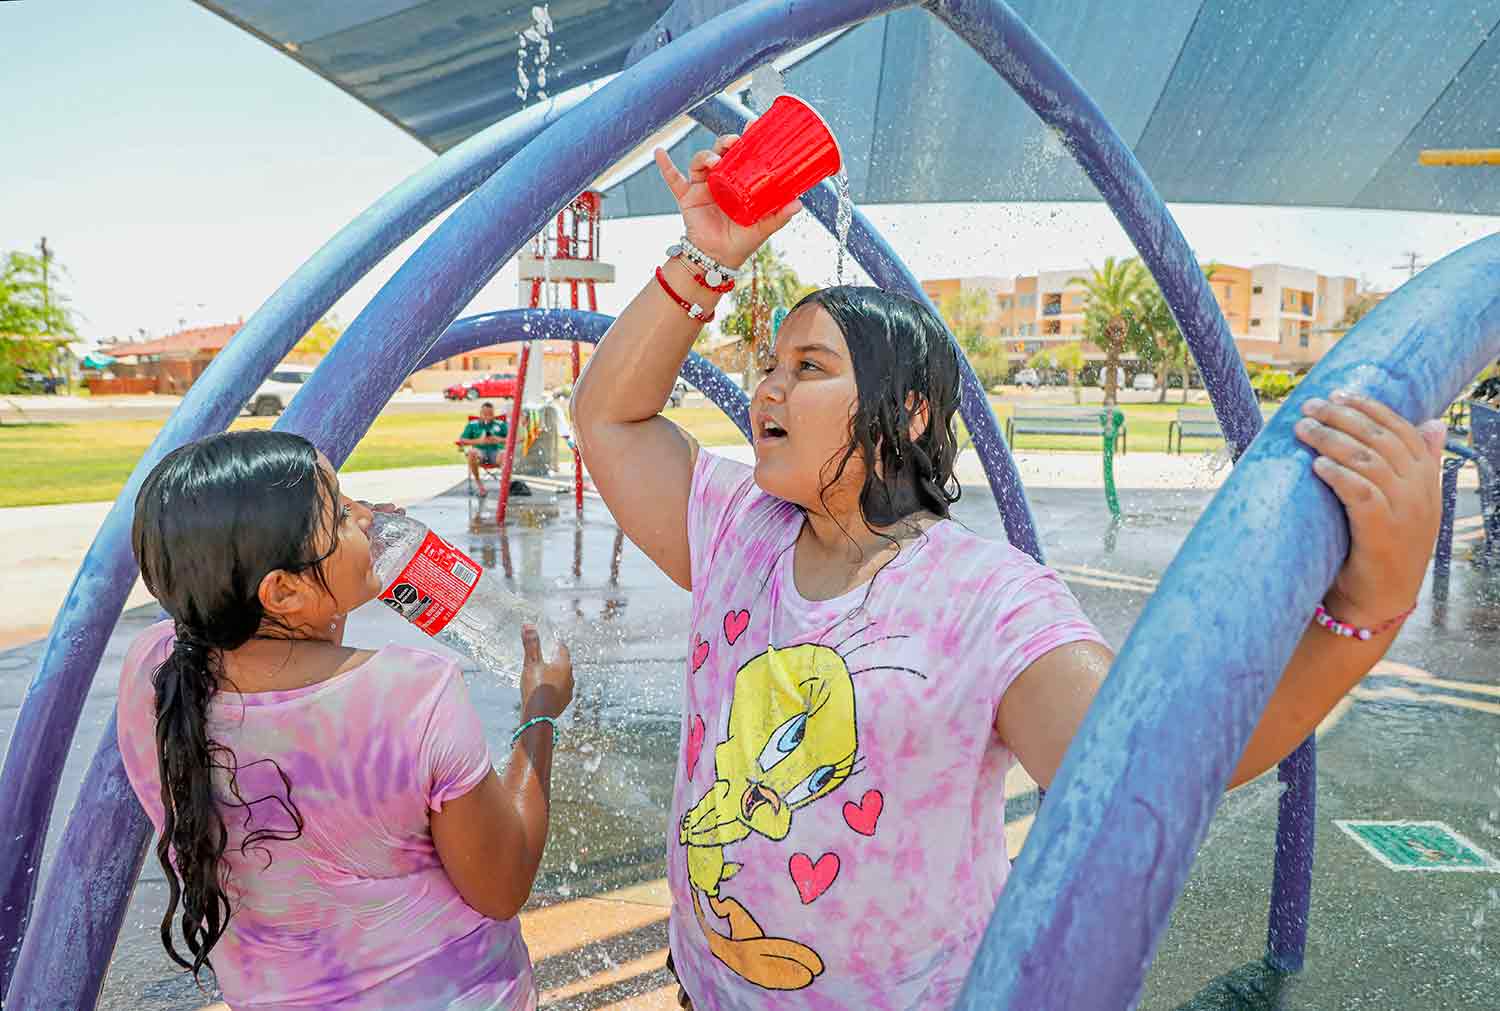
[691,269,736,295]
[655,266,714,322]
[1312,602,1415,641]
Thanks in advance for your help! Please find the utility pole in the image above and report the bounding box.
[38,237,52,321]
[1392,251,1426,280]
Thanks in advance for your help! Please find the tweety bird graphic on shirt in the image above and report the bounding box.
[679,642,859,990]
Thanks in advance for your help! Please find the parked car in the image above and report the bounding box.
[1131,373,1157,392]
[1013,367,1041,388]
[1094,366,1127,389]
[243,365,314,416]
[17,370,62,394]
[444,372,519,401]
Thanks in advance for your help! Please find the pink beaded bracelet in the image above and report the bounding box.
[1312,603,1415,641]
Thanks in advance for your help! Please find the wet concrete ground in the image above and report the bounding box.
[2,463,1496,1009]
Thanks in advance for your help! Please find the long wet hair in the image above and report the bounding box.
[131,430,340,981]
[794,285,964,529]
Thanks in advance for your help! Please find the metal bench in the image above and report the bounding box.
[1166,407,1224,454]
[1435,399,1500,585]
[1005,406,1128,454]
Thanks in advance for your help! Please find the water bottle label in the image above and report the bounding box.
[378,531,482,635]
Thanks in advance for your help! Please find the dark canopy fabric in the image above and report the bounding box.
[198,0,1500,216]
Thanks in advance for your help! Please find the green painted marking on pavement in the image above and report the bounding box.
[1334,819,1499,873]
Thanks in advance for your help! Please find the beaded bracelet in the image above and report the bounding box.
[655,267,715,322]
[667,237,740,289]
[692,269,736,295]
[1312,603,1415,641]
[512,715,558,745]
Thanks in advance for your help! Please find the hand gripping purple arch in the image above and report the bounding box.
[957,236,1500,1007]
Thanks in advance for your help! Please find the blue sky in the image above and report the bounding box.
[4,0,1499,344]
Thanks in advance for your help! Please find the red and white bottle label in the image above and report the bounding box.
[378,531,482,636]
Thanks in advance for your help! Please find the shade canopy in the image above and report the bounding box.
[198,0,1500,216]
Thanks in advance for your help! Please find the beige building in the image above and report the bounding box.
[923,262,1365,371]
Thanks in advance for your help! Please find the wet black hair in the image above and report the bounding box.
[791,285,964,528]
[131,429,340,982]
[481,401,495,409]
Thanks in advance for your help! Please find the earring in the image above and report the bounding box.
[330,612,345,632]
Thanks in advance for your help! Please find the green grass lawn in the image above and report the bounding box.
[0,400,1263,508]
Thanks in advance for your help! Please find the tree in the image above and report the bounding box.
[1073,257,1149,406]
[292,314,344,358]
[1029,342,1086,403]
[719,244,809,389]
[1340,290,1382,328]
[1,248,79,394]
[1,249,76,339]
[938,289,994,353]
[967,336,1010,391]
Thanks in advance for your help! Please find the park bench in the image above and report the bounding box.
[1166,407,1224,454]
[1435,399,1500,582]
[1005,406,1127,454]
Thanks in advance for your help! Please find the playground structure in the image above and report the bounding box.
[1,1,1498,1007]
[495,191,614,524]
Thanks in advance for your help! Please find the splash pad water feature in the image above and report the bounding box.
[3,1,1499,1006]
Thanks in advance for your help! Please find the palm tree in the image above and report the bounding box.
[1072,257,1149,406]
[1125,286,1178,403]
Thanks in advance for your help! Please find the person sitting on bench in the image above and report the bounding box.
[458,402,509,497]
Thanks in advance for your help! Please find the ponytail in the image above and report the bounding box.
[134,431,333,978]
[152,631,233,977]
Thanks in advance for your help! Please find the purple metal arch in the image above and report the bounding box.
[669,0,1310,982]
[5,310,747,1008]
[5,0,1401,1003]
[267,0,914,467]
[0,91,593,992]
[960,234,1500,1007]
[917,0,1319,981]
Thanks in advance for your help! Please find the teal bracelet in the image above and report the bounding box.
[511,715,558,745]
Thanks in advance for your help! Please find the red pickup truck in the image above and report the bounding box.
[444,372,519,401]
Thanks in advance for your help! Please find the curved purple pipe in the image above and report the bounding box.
[270,0,915,471]
[6,310,749,1007]
[0,93,592,992]
[959,234,1500,1007]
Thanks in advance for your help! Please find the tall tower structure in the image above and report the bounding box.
[495,191,615,522]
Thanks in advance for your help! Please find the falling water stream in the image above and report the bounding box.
[515,5,553,104]
[834,167,853,286]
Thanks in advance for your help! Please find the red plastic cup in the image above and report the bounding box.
[707,95,842,226]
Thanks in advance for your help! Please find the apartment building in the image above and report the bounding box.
[923,262,1362,371]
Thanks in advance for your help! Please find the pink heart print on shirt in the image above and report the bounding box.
[691,634,710,673]
[685,715,706,778]
[723,609,750,646]
[788,852,840,904]
[842,789,884,837]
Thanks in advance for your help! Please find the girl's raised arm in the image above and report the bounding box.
[570,137,799,589]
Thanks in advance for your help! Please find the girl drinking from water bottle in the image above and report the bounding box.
[117,430,572,1009]
[570,135,1447,1009]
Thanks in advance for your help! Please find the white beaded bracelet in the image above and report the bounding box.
[667,237,740,289]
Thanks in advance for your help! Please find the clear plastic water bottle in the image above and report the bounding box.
[368,512,550,681]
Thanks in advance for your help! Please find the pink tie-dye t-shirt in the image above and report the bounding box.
[668,451,1105,1010]
[117,622,535,1010]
